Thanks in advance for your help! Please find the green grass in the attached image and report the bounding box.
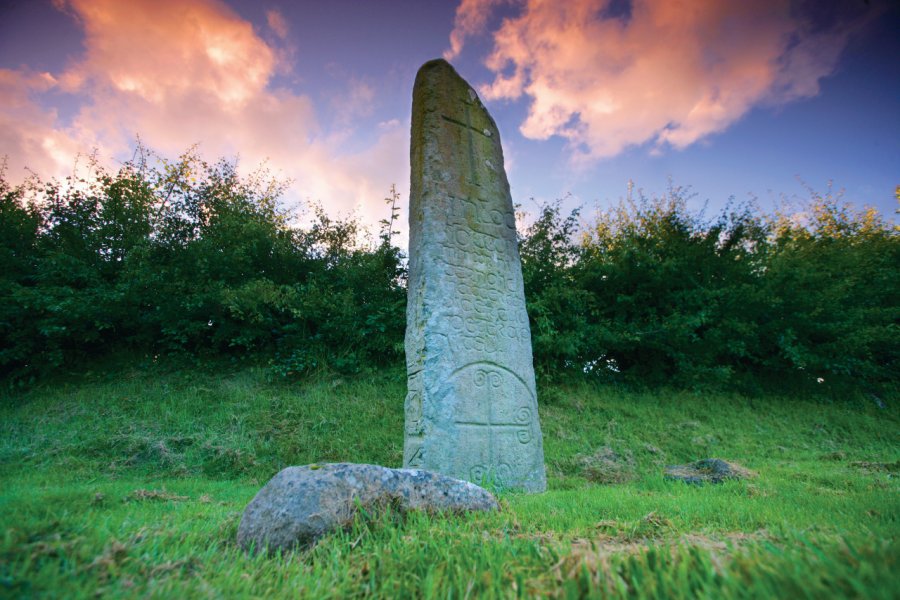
[1,366,897,598]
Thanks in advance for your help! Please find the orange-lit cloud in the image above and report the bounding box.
[1,0,404,231]
[449,0,864,164]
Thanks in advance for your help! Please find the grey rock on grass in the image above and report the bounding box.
[665,458,756,485]
[237,463,499,553]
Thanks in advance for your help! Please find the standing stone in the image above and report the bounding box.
[403,59,546,493]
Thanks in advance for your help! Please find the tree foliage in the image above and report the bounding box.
[0,149,405,381]
[1,148,895,393]
[519,185,898,391]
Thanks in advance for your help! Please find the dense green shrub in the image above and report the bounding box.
[518,202,596,379]
[759,191,898,385]
[0,149,406,381]
[580,190,770,386]
[518,185,898,390]
[1,146,895,392]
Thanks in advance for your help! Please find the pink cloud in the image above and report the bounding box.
[266,8,289,40]
[0,0,405,232]
[448,0,866,164]
[61,0,275,105]
[444,0,512,60]
[0,68,93,179]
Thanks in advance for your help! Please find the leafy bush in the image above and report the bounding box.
[0,148,406,381]
[579,188,770,386]
[1,146,895,393]
[759,188,898,385]
[520,184,897,391]
[519,202,596,379]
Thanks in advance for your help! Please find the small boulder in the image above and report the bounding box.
[237,463,499,553]
[665,458,755,485]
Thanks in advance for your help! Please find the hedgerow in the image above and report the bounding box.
[1,147,895,392]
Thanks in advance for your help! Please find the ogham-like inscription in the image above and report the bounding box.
[404,59,546,493]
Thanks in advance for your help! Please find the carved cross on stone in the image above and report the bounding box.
[455,367,534,486]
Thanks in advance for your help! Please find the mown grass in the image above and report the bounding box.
[1,366,897,598]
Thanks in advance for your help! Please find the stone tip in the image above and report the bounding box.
[419,58,453,70]
[414,58,468,94]
[416,58,462,81]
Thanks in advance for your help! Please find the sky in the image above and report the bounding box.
[1,0,898,242]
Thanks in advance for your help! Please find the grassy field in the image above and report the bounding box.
[1,366,897,598]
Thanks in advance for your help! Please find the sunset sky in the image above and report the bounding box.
[1,0,898,236]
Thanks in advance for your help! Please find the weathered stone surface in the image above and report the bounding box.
[237,463,499,553]
[404,59,546,492]
[665,458,756,485]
